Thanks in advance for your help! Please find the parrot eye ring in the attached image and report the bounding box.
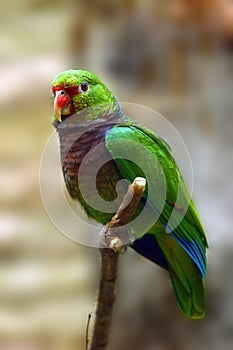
[79,82,89,93]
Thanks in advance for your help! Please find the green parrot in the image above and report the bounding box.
[52,69,208,319]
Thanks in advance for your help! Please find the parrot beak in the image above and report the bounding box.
[54,90,74,122]
[54,92,62,122]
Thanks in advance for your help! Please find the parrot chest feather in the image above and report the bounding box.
[56,120,122,223]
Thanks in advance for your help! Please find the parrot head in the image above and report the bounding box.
[52,69,117,123]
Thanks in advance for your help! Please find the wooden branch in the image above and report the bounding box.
[89,177,146,350]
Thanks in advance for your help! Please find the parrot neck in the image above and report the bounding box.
[53,101,128,129]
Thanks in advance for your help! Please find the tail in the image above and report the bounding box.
[156,233,206,319]
[169,263,205,319]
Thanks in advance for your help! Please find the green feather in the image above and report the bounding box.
[106,124,208,317]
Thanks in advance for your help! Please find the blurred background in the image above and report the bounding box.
[1,0,233,349]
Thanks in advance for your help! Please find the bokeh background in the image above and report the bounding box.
[1,0,233,349]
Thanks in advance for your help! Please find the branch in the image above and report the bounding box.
[89,177,146,350]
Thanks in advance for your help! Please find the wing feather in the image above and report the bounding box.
[105,124,208,276]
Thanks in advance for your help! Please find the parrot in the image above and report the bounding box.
[51,69,208,319]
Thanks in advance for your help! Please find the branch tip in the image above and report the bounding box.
[134,177,146,190]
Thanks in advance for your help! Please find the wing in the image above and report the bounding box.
[105,124,208,318]
[105,124,208,275]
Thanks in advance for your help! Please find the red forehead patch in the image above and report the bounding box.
[65,86,79,97]
[52,85,78,97]
[52,85,63,93]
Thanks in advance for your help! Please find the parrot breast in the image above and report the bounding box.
[55,119,123,223]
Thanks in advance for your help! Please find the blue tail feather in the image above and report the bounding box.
[170,232,206,277]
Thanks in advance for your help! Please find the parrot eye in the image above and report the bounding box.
[79,82,89,93]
